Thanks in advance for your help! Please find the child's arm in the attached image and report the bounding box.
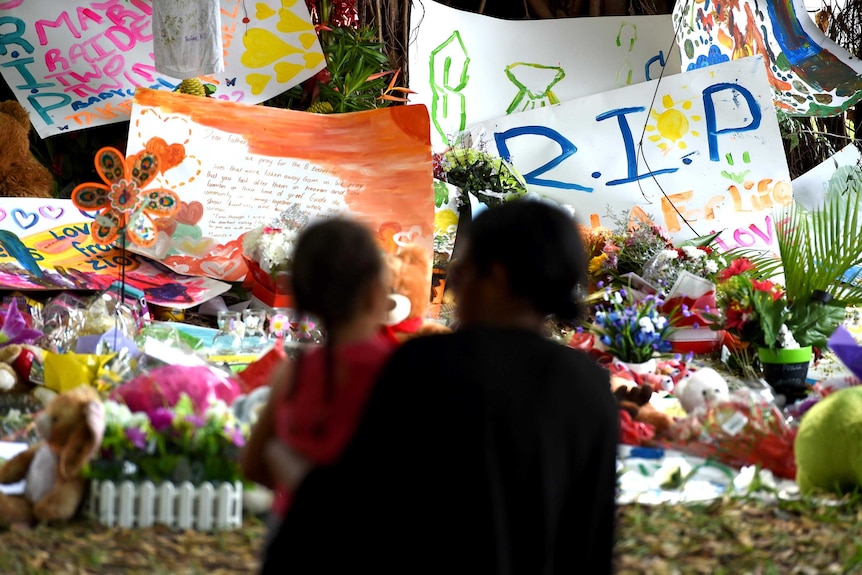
[263,439,313,491]
[239,358,292,489]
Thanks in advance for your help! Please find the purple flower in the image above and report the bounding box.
[226,426,246,448]
[125,427,147,450]
[148,408,174,432]
[186,414,206,428]
[0,303,42,346]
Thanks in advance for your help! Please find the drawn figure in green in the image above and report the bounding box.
[504,63,566,115]
[429,31,470,145]
[616,22,638,86]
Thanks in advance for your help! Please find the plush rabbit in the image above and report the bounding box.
[0,385,104,525]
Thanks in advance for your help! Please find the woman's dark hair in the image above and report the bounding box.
[466,200,588,322]
[288,218,383,408]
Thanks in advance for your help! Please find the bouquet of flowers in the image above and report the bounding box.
[242,205,310,306]
[712,257,792,351]
[85,394,248,485]
[642,244,726,289]
[586,287,675,363]
[434,145,527,211]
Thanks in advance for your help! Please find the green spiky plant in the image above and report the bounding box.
[738,168,862,349]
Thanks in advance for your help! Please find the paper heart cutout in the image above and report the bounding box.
[175,236,215,257]
[176,201,204,226]
[145,137,186,172]
[274,61,303,83]
[0,208,6,223]
[39,205,64,220]
[246,73,272,96]
[304,52,325,69]
[151,232,173,260]
[241,29,301,68]
[255,2,276,19]
[299,32,318,50]
[12,208,38,230]
[200,258,245,282]
[393,225,424,247]
[277,7,314,33]
[156,217,178,236]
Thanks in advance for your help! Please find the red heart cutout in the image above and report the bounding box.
[145,137,186,172]
[175,201,204,226]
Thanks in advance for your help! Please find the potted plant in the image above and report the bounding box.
[586,286,676,374]
[84,394,248,530]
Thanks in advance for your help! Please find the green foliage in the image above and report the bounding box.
[440,147,527,210]
[317,26,397,113]
[731,173,862,348]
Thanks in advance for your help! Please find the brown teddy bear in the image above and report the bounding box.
[612,378,676,437]
[0,385,105,525]
[384,244,451,342]
[0,100,54,198]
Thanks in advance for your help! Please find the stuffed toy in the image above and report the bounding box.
[0,101,53,198]
[0,385,105,524]
[0,344,44,393]
[795,385,862,494]
[611,378,675,437]
[672,367,730,414]
[384,244,451,342]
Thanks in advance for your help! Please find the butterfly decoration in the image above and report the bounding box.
[71,147,180,248]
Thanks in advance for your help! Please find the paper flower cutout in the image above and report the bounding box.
[72,147,180,248]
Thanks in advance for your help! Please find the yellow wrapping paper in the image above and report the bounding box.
[43,352,114,393]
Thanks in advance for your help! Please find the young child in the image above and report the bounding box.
[241,218,398,535]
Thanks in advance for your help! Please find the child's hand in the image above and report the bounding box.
[263,440,313,491]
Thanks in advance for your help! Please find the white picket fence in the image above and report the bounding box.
[88,480,243,531]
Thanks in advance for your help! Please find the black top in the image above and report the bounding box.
[262,327,618,574]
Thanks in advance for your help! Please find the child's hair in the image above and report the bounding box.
[288,218,384,407]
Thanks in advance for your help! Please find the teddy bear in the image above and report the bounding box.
[611,378,675,436]
[0,385,105,525]
[384,244,451,342]
[0,100,54,198]
[672,367,730,414]
[794,385,862,494]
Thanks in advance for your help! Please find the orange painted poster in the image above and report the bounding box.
[125,88,434,284]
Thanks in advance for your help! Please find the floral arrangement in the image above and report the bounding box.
[588,210,674,281]
[434,146,527,210]
[85,394,248,485]
[642,244,726,288]
[242,204,309,277]
[586,287,675,363]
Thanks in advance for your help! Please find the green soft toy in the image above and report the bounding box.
[795,386,862,494]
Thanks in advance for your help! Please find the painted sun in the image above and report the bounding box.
[646,94,702,152]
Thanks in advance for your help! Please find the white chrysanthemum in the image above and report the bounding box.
[682,245,706,259]
[242,227,264,258]
[705,260,719,274]
[659,249,679,261]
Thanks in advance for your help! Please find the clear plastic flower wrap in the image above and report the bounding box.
[663,387,798,479]
[39,293,92,352]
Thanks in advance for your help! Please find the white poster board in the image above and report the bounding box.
[0,0,324,137]
[463,56,791,251]
[792,145,862,209]
[409,1,680,149]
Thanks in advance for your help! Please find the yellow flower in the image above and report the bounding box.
[589,253,608,275]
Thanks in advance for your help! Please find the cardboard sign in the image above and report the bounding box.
[124,89,434,285]
[673,0,862,116]
[792,145,862,210]
[463,56,791,251]
[0,198,229,308]
[0,0,324,137]
[409,1,680,150]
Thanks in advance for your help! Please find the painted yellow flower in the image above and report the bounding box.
[72,147,180,248]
